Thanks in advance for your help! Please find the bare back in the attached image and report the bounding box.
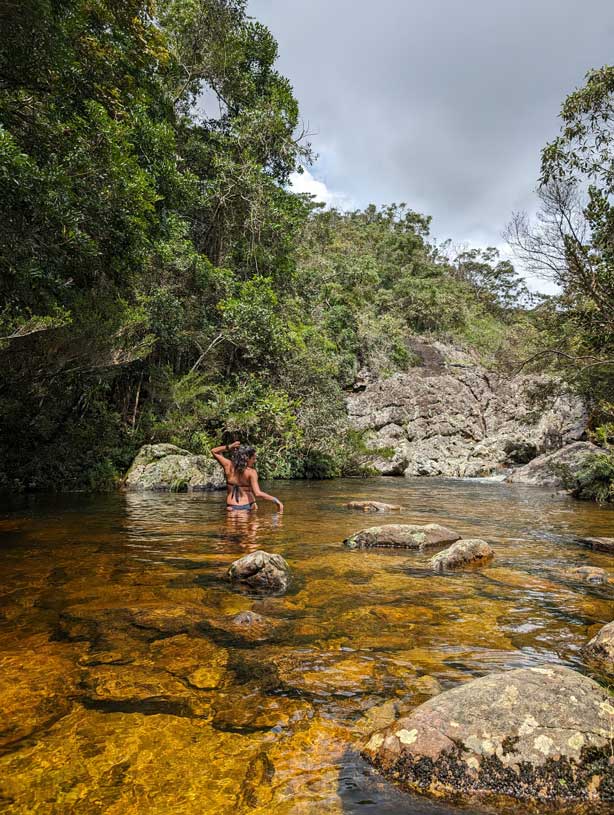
[225,464,256,507]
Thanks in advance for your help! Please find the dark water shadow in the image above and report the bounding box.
[337,749,486,815]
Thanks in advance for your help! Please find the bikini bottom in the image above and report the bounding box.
[228,503,253,511]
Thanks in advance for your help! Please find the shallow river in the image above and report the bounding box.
[1,477,614,814]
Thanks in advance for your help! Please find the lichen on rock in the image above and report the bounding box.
[362,664,614,806]
[344,523,461,550]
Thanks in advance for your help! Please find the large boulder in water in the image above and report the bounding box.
[227,550,291,595]
[362,664,614,806]
[123,444,225,491]
[584,621,614,675]
[344,524,460,550]
[429,539,494,572]
[506,441,602,488]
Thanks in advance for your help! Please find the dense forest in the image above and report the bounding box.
[1,1,613,497]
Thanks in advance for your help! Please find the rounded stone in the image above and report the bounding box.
[429,539,494,572]
[362,664,614,806]
[227,550,291,595]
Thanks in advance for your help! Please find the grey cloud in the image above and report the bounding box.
[249,0,614,255]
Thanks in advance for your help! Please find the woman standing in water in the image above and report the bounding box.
[211,441,284,513]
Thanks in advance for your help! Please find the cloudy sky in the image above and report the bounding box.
[249,1,614,287]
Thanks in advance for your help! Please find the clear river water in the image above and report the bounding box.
[1,477,613,814]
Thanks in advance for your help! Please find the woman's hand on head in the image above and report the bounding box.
[228,441,241,449]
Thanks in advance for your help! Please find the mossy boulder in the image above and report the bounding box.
[123,444,225,492]
[344,523,461,550]
[362,665,614,806]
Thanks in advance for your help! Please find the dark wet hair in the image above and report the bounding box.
[232,444,256,475]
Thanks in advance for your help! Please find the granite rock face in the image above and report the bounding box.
[347,338,587,478]
[362,664,614,805]
[344,524,461,550]
[123,444,225,491]
[506,441,603,487]
[227,550,291,595]
[583,621,614,674]
[429,539,494,572]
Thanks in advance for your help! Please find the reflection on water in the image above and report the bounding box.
[0,478,613,814]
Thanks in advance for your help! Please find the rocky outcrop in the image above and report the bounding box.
[123,444,225,491]
[344,523,460,550]
[429,539,493,572]
[362,664,614,806]
[227,550,291,595]
[506,441,603,487]
[344,501,401,512]
[583,621,614,674]
[347,338,587,478]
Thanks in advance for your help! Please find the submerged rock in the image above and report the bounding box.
[362,664,614,806]
[344,501,402,512]
[207,610,286,642]
[344,524,461,550]
[578,536,614,554]
[0,635,80,751]
[584,621,614,675]
[429,539,494,572]
[227,550,291,595]
[123,443,225,491]
[506,441,602,488]
[570,566,609,585]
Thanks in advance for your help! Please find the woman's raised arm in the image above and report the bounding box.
[211,440,240,469]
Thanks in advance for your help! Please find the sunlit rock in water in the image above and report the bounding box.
[343,523,461,550]
[227,550,291,595]
[123,443,225,491]
[0,708,265,814]
[429,539,494,572]
[362,665,614,806]
[344,501,402,512]
[584,621,614,675]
